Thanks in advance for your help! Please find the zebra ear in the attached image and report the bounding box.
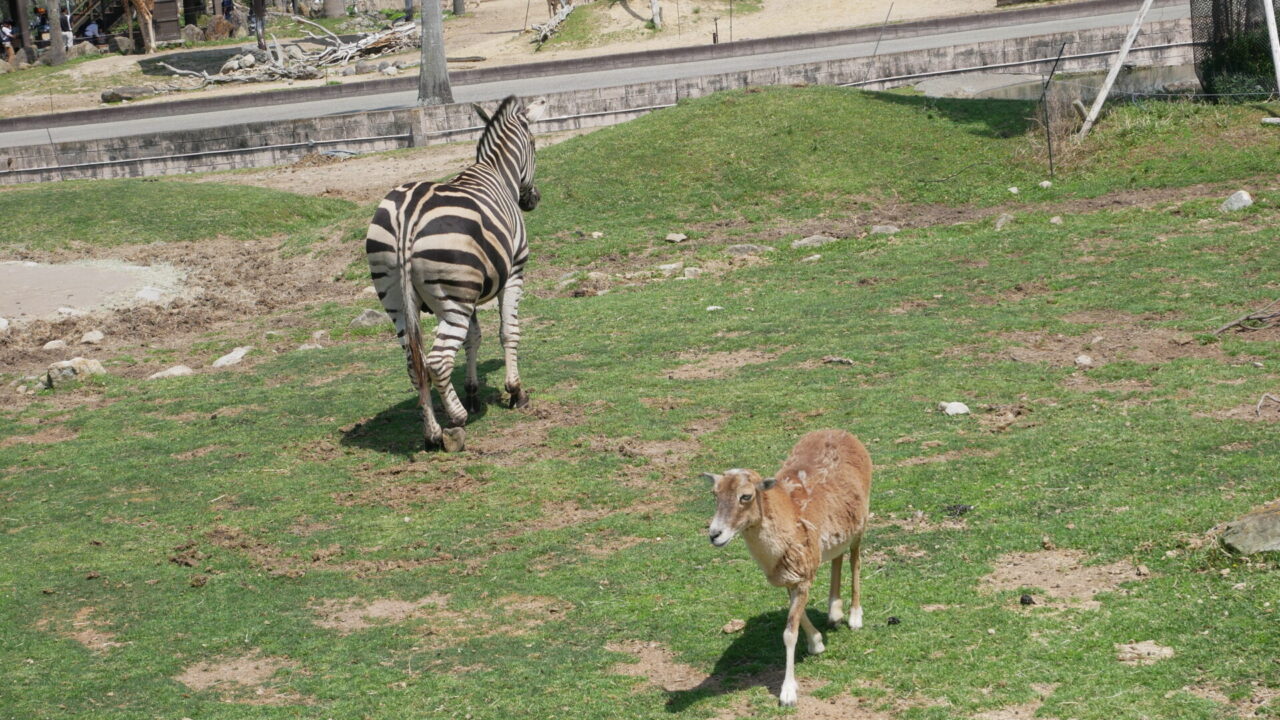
[471,103,492,124]
[524,97,549,123]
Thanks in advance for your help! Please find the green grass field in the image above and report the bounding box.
[1,87,1278,719]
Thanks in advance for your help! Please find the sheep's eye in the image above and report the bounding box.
[739,494,753,503]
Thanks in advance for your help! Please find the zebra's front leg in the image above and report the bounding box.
[425,306,474,451]
[463,314,482,414]
[499,278,529,409]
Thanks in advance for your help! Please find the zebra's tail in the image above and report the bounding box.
[398,245,432,431]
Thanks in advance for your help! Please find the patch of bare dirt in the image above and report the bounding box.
[36,607,123,653]
[982,549,1143,610]
[987,318,1229,369]
[203,525,309,578]
[311,594,455,634]
[971,684,1060,720]
[493,594,573,635]
[335,470,482,511]
[174,650,312,705]
[1115,641,1175,665]
[1205,399,1280,423]
[666,349,784,380]
[892,448,1000,467]
[286,517,336,536]
[640,396,692,410]
[1061,375,1157,394]
[1184,683,1280,717]
[171,444,223,460]
[608,640,711,693]
[464,400,593,465]
[0,425,77,448]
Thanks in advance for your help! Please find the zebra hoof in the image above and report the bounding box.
[465,387,482,413]
[441,427,466,453]
[508,388,530,409]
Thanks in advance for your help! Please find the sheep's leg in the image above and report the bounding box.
[779,585,809,706]
[827,555,844,625]
[848,535,863,630]
[798,605,824,655]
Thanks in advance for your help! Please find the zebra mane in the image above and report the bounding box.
[475,95,525,164]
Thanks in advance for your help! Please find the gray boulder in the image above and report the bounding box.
[1221,190,1253,212]
[792,234,839,248]
[1219,502,1280,555]
[724,244,775,257]
[869,224,899,236]
[110,35,134,54]
[355,60,378,74]
[47,357,107,387]
[101,85,156,103]
[181,23,204,46]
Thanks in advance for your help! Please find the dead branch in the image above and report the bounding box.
[532,3,575,44]
[273,12,343,46]
[1256,393,1280,417]
[1213,298,1280,335]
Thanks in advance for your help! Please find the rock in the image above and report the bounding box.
[591,231,604,239]
[1038,180,1052,189]
[656,262,684,277]
[1008,186,1020,195]
[211,346,252,368]
[378,60,392,70]
[0,63,9,75]
[938,401,970,416]
[1221,190,1253,212]
[102,85,157,103]
[682,267,703,279]
[792,234,839,248]
[181,23,203,45]
[585,271,609,282]
[1019,594,1035,606]
[1050,216,1064,225]
[239,51,256,68]
[724,244,774,257]
[47,357,107,385]
[822,356,854,365]
[56,306,86,317]
[801,254,821,262]
[204,16,233,40]
[665,232,687,244]
[340,66,356,76]
[220,57,240,73]
[1075,354,1094,368]
[149,365,194,380]
[1136,564,1151,576]
[1262,117,1280,126]
[311,330,330,341]
[349,308,389,328]
[381,65,400,76]
[706,305,724,312]
[110,35,134,54]
[355,60,377,74]
[869,225,899,236]
[887,616,901,625]
[298,343,324,351]
[721,619,746,634]
[1115,641,1174,665]
[1219,501,1280,555]
[994,213,1014,231]
[81,330,104,345]
[135,286,164,302]
[42,339,67,351]
[78,42,100,57]
[0,317,8,334]
[285,44,305,60]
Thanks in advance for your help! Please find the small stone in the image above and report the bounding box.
[1049,216,1064,225]
[0,317,8,334]
[149,365,194,380]
[42,339,67,351]
[591,231,604,239]
[56,306,85,317]
[721,619,746,634]
[1019,594,1035,606]
[706,305,724,312]
[135,286,164,302]
[724,244,774,256]
[682,267,703,279]
[1008,186,1020,194]
[81,330,104,345]
[664,232,687,243]
[311,330,330,341]
[239,52,256,68]
[220,58,240,73]
[297,343,324,351]
[355,60,377,74]
[381,65,399,76]
[585,271,609,282]
[211,346,252,368]
[1038,180,1052,189]
[1041,535,1056,550]
[1075,354,1094,368]
[792,234,839,248]
[987,627,997,635]
[938,401,970,416]
[994,213,1014,231]
[1220,190,1253,212]
[887,616,901,625]
[869,225,899,236]
[657,262,684,277]
[46,357,107,385]
[340,66,356,76]
[822,356,854,365]
[349,308,389,328]
[801,254,821,262]
[1136,564,1151,576]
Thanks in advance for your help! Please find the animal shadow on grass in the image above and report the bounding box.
[665,609,828,713]
[339,360,502,457]
[865,91,1033,140]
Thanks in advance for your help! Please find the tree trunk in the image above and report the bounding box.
[452,0,464,16]
[42,0,66,64]
[403,0,414,22]
[417,0,452,105]
[649,0,662,29]
[323,0,343,18]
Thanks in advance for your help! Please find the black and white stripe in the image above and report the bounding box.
[365,95,548,451]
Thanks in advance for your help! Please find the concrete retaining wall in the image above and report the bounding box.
[0,18,1193,184]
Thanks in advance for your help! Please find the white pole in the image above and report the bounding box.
[1262,0,1280,96]
[1077,0,1155,140]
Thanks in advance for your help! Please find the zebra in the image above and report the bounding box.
[364,95,548,452]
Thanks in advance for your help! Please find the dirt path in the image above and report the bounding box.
[2,0,996,118]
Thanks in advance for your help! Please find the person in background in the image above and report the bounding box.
[59,8,71,49]
[32,6,49,48]
[222,0,234,18]
[82,17,99,43]
[1,20,15,62]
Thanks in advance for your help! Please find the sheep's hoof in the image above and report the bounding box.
[441,427,466,453]
[778,681,798,707]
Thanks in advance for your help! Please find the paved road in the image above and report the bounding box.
[1,2,1188,148]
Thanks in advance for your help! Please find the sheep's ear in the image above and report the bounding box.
[472,103,491,124]
[701,472,721,486]
[524,97,549,123]
[758,477,776,491]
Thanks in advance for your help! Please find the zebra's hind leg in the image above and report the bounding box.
[499,277,529,409]
[463,314,482,414]
[424,303,474,434]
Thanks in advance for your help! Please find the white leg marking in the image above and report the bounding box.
[849,606,863,630]
[828,598,844,626]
